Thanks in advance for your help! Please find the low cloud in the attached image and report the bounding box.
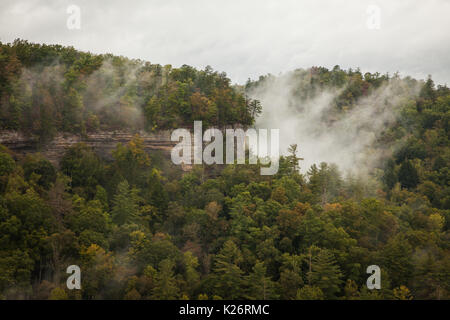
[248,71,421,174]
[0,0,449,85]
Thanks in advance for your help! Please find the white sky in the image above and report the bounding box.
[1,0,449,85]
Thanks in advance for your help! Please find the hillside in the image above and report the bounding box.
[0,39,257,141]
[0,40,449,300]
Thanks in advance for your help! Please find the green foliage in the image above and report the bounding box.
[60,143,105,198]
[0,42,448,300]
[308,249,343,299]
[0,152,15,176]
[111,180,140,225]
[151,259,179,299]
[398,160,420,189]
[245,261,278,300]
[0,40,257,137]
[212,240,244,299]
[296,285,325,300]
[22,154,56,189]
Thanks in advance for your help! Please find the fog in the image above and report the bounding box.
[1,0,449,85]
[248,71,421,174]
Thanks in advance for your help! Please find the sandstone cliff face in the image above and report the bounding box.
[0,130,178,167]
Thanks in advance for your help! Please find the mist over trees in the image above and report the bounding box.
[0,40,449,300]
[0,39,257,142]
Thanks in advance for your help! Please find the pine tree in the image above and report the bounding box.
[419,76,436,101]
[94,185,109,212]
[151,259,179,299]
[213,240,244,299]
[287,144,303,173]
[245,261,278,300]
[398,160,419,189]
[295,285,325,300]
[308,249,343,299]
[111,180,140,225]
[382,158,397,190]
[182,251,200,297]
[382,236,413,288]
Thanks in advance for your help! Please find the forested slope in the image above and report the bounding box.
[0,40,448,300]
[0,39,257,141]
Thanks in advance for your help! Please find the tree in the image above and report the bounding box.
[0,40,449,301]
[49,287,69,300]
[398,160,419,189]
[60,143,105,198]
[0,152,15,177]
[247,99,262,120]
[279,269,303,299]
[69,198,109,240]
[111,180,140,225]
[382,158,397,190]
[308,163,342,205]
[278,253,304,299]
[46,230,77,284]
[144,96,161,130]
[308,249,343,299]
[382,236,413,288]
[23,155,56,189]
[151,259,179,299]
[286,144,303,173]
[182,251,200,297]
[0,249,34,297]
[128,232,180,271]
[419,76,436,101]
[276,208,303,239]
[213,240,244,299]
[393,285,413,300]
[145,169,168,214]
[413,253,449,299]
[295,286,325,300]
[343,279,360,300]
[94,185,109,212]
[245,261,278,300]
[112,135,151,187]
[0,151,15,192]
[79,244,115,299]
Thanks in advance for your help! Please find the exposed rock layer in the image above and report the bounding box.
[0,130,177,166]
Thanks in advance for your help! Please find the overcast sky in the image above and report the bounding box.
[1,0,449,85]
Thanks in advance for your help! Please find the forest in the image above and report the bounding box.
[0,39,448,300]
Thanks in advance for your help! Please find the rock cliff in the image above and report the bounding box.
[0,130,178,167]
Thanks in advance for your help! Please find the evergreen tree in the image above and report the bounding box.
[245,261,278,300]
[111,180,140,225]
[286,144,303,173]
[398,160,419,189]
[296,285,325,300]
[382,158,397,190]
[151,259,179,299]
[308,250,343,299]
[382,236,414,288]
[213,240,244,299]
[182,251,200,298]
